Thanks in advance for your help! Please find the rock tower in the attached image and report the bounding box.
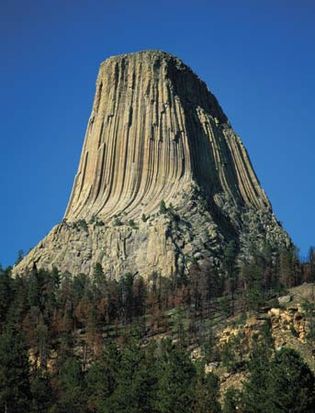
[14,50,290,277]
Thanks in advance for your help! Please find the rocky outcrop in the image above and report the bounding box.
[14,50,290,278]
[65,51,270,222]
[199,285,315,395]
[268,305,308,345]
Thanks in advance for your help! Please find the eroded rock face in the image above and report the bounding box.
[14,50,290,278]
[65,50,269,222]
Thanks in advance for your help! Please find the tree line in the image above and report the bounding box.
[0,312,314,412]
[0,243,314,412]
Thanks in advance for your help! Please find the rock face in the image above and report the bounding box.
[14,50,290,278]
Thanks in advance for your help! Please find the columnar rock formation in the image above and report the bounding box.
[65,51,268,222]
[14,50,290,278]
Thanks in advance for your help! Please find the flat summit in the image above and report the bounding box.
[15,50,290,277]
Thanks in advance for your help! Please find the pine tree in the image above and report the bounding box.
[30,369,53,413]
[278,247,297,288]
[243,343,315,412]
[240,262,264,311]
[268,348,315,412]
[223,387,243,413]
[242,326,274,412]
[93,262,105,285]
[100,339,158,413]
[0,268,12,329]
[0,326,31,413]
[159,200,167,214]
[308,247,315,282]
[85,342,121,412]
[119,272,135,323]
[154,339,196,413]
[193,364,221,413]
[56,356,86,413]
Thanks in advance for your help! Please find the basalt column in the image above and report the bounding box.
[14,50,290,278]
[65,51,269,222]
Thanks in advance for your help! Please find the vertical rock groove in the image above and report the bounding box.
[14,50,290,279]
[65,50,269,222]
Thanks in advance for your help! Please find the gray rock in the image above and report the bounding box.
[278,295,292,305]
[193,252,203,260]
[13,50,292,280]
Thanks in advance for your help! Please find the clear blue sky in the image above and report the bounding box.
[1,0,314,266]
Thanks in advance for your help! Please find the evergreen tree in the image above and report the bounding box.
[193,364,221,413]
[154,339,196,413]
[56,356,86,413]
[119,273,135,323]
[278,247,298,288]
[30,369,54,413]
[85,342,121,412]
[159,200,167,214]
[243,345,315,412]
[268,348,315,412]
[0,326,31,413]
[0,268,12,329]
[242,326,274,412]
[101,339,158,413]
[240,262,264,311]
[7,275,28,325]
[308,247,315,282]
[223,387,243,413]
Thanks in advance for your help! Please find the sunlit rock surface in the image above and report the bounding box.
[14,50,290,278]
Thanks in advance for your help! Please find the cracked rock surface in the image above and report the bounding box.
[14,50,290,278]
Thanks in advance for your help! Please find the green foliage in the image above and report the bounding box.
[85,342,121,411]
[1,246,314,412]
[170,306,187,346]
[278,247,298,288]
[95,219,105,226]
[241,263,265,311]
[267,348,315,412]
[93,262,104,284]
[0,268,12,325]
[220,331,245,373]
[159,200,167,214]
[223,387,243,413]
[154,339,196,413]
[89,215,96,224]
[30,369,54,413]
[242,345,273,411]
[201,325,218,363]
[218,295,232,317]
[101,339,157,413]
[56,357,86,413]
[194,365,221,413]
[113,217,123,226]
[0,326,31,412]
[84,338,223,413]
[301,299,315,340]
[90,215,105,226]
[141,213,148,222]
[119,273,135,323]
[77,219,88,232]
[234,312,247,326]
[308,247,315,281]
[243,345,315,412]
[128,219,138,229]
